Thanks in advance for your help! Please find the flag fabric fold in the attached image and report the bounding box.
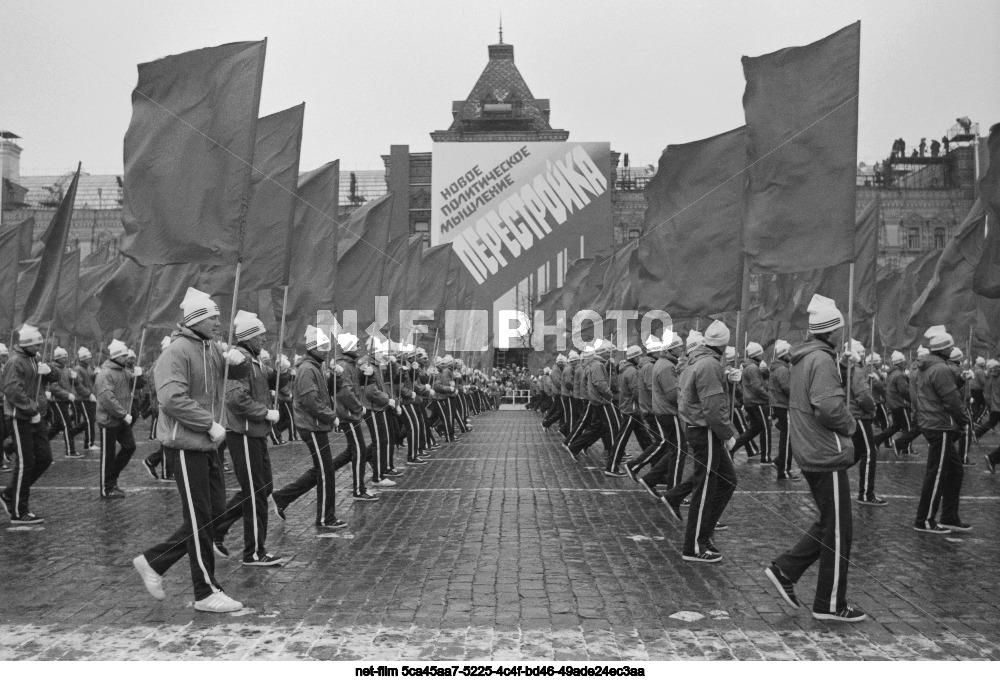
[635,127,746,318]
[335,193,395,337]
[974,122,1000,297]
[120,40,266,266]
[742,22,860,273]
[0,219,33,336]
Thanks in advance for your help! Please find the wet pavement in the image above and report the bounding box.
[1,409,999,660]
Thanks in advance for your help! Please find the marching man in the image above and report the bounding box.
[48,346,87,457]
[132,287,249,613]
[765,295,866,622]
[96,339,138,498]
[74,347,100,452]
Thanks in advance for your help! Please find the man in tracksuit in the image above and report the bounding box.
[48,346,86,457]
[874,351,920,456]
[560,352,578,439]
[981,360,1000,474]
[768,340,798,481]
[542,356,565,430]
[95,340,137,498]
[764,294,866,623]
[912,328,970,534]
[626,336,662,478]
[608,346,652,473]
[842,342,883,505]
[632,333,687,495]
[567,341,620,472]
[214,311,289,564]
[661,321,737,563]
[433,356,460,442]
[971,357,988,424]
[731,342,771,462]
[331,333,378,502]
[565,347,594,449]
[133,287,249,614]
[359,354,395,487]
[74,347,99,452]
[1,324,55,524]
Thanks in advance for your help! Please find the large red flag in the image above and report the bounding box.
[742,22,860,273]
[120,40,266,266]
[974,122,1000,297]
[335,194,396,338]
[0,218,34,337]
[636,127,746,317]
[241,103,304,292]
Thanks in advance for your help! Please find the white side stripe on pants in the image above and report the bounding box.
[177,450,219,594]
[830,471,841,613]
[312,432,327,521]
[243,435,260,559]
[693,434,713,551]
[926,435,948,526]
[12,420,25,515]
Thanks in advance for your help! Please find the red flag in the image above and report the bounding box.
[636,127,746,317]
[742,22,860,273]
[335,194,396,338]
[0,218,33,336]
[24,165,81,327]
[241,104,305,292]
[120,40,266,266]
[974,122,1000,297]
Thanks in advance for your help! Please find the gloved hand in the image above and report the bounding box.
[277,355,291,371]
[450,381,456,388]
[388,355,397,363]
[388,398,396,408]
[396,406,402,415]
[124,414,133,426]
[223,349,245,366]
[727,368,742,383]
[208,422,226,442]
[428,389,436,398]
[70,370,78,380]
[265,409,280,423]
[133,366,143,377]
[725,437,737,451]
[334,416,340,429]
[68,393,76,402]
[90,394,97,403]
[30,413,42,424]
[37,362,52,376]
[962,369,974,380]
[45,391,52,400]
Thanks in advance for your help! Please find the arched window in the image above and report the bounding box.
[907,227,920,249]
[934,228,945,248]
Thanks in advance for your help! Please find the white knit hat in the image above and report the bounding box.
[161,335,171,350]
[77,346,92,359]
[923,325,946,341]
[581,344,596,358]
[596,339,613,356]
[108,339,128,359]
[949,347,964,362]
[725,346,736,362]
[544,367,551,374]
[305,325,332,351]
[746,342,764,358]
[0,343,8,355]
[664,330,683,350]
[774,340,791,357]
[704,320,730,347]
[53,346,68,359]
[568,350,580,362]
[556,354,567,364]
[441,354,454,366]
[180,287,220,327]
[17,324,43,347]
[987,359,999,369]
[891,350,906,365]
[917,345,930,357]
[645,335,663,352]
[807,294,844,333]
[234,310,266,342]
[927,329,954,352]
[843,339,865,356]
[686,330,704,350]
[625,345,642,360]
[976,356,986,366]
[336,332,359,352]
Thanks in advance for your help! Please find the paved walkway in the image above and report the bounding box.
[1,410,999,660]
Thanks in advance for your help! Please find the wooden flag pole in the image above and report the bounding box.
[218,260,242,427]
[271,284,289,409]
[846,262,855,407]
[126,326,147,415]
[125,262,158,417]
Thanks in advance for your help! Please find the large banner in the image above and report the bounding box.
[431,141,613,303]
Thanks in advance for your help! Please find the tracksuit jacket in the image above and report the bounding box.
[912,354,967,431]
[95,359,132,427]
[617,361,639,415]
[2,346,53,420]
[767,357,791,408]
[561,363,575,397]
[886,367,910,411]
[585,358,613,404]
[550,365,563,395]
[636,355,654,415]
[651,355,680,416]
[225,346,278,437]
[677,345,736,441]
[741,359,769,406]
[787,340,855,472]
[74,362,95,400]
[153,326,250,452]
[334,353,366,423]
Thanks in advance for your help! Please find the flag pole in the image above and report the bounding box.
[127,326,147,415]
[846,262,855,407]
[272,284,289,409]
[219,260,242,426]
[126,262,158,415]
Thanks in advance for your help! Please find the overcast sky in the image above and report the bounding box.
[2,0,998,176]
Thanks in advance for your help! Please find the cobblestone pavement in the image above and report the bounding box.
[1,409,999,660]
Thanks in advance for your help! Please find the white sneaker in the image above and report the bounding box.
[371,478,397,487]
[194,592,243,613]
[132,555,165,600]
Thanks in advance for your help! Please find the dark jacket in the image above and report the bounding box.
[788,340,855,472]
[335,353,366,422]
[617,361,639,415]
[561,363,575,397]
[912,353,967,431]
[50,363,75,402]
[154,326,250,451]
[767,356,791,409]
[741,359,769,406]
[225,346,276,438]
[636,355,655,414]
[677,345,735,440]
[74,362,95,399]
[886,367,910,411]
[842,364,876,420]
[294,355,336,432]
[550,364,563,394]
[585,358,613,405]
[2,346,53,420]
[651,354,679,416]
[96,359,132,427]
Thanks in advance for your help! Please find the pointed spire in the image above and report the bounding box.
[499,12,503,44]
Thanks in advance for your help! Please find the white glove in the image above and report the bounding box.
[450,381,456,388]
[334,363,344,375]
[124,414,133,426]
[360,406,368,417]
[869,373,879,380]
[962,369,974,380]
[29,413,41,424]
[388,355,397,364]
[904,369,911,377]
[429,389,436,397]
[291,368,297,377]
[223,348,245,366]
[70,370,78,379]
[37,362,51,376]
[133,366,143,377]
[396,406,402,415]
[208,422,226,443]
[45,390,52,400]
[725,437,737,451]
[727,369,742,383]
[68,393,76,402]
[388,398,397,408]
[277,355,291,370]
[334,416,340,429]
[265,409,280,423]
[89,394,97,403]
